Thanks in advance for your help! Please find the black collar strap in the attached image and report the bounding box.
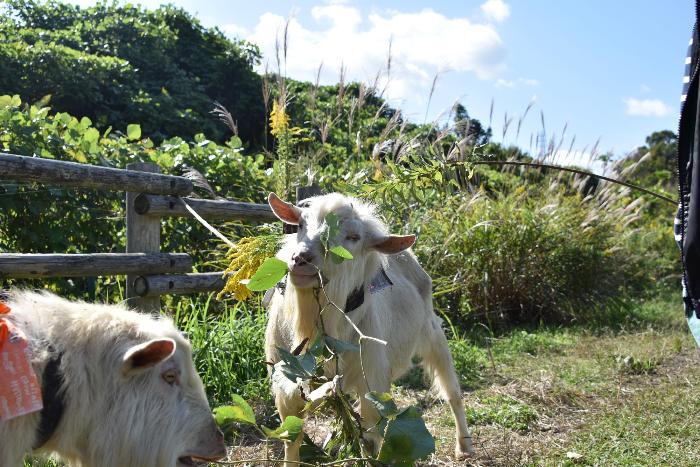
[344,285,364,313]
[33,349,66,449]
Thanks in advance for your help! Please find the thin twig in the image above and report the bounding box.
[468,160,676,205]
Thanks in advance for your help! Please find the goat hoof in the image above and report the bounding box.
[456,438,475,459]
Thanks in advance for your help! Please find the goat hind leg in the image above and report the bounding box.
[421,324,474,458]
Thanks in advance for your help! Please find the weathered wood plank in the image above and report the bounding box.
[0,253,192,279]
[134,194,276,221]
[126,162,161,312]
[0,153,192,195]
[132,272,228,297]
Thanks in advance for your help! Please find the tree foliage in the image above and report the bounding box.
[0,0,265,144]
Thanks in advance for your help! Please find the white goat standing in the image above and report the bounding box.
[265,192,473,464]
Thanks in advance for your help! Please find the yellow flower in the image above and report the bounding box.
[269,100,290,137]
[218,235,282,301]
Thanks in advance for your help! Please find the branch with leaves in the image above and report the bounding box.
[215,212,436,465]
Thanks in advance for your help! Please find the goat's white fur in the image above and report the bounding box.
[0,290,225,467]
[265,193,473,464]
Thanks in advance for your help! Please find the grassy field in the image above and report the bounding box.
[26,294,699,466]
[220,295,700,466]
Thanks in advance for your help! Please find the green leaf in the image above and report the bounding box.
[365,392,399,418]
[0,95,13,109]
[229,135,243,149]
[308,332,326,357]
[329,245,353,263]
[299,434,332,462]
[246,257,287,291]
[83,127,100,144]
[213,395,256,426]
[324,335,359,354]
[263,415,303,441]
[321,212,341,249]
[126,123,142,141]
[276,346,315,382]
[79,116,92,128]
[378,406,435,465]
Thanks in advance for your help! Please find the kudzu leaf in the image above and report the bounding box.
[378,406,435,465]
[246,257,287,291]
[263,415,303,441]
[300,434,332,462]
[329,245,353,264]
[365,392,399,418]
[308,332,326,357]
[324,335,359,354]
[213,395,256,426]
[276,346,316,381]
[126,123,142,141]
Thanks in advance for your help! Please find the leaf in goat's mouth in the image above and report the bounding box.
[246,257,288,291]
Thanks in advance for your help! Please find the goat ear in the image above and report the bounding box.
[121,338,176,376]
[371,234,416,254]
[268,192,302,225]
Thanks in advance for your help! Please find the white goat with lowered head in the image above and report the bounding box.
[265,192,473,464]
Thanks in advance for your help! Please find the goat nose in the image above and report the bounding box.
[293,251,313,265]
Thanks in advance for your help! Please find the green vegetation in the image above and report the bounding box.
[4,1,693,465]
[173,295,269,403]
[0,0,265,144]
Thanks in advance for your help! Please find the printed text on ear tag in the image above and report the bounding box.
[0,319,43,421]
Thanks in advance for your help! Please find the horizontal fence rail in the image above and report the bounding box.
[134,194,276,221]
[0,153,193,195]
[133,272,228,297]
[0,154,301,311]
[0,253,193,279]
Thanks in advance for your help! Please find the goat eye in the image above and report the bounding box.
[162,369,179,386]
[346,234,360,241]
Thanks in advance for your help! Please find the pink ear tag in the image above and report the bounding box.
[0,319,43,421]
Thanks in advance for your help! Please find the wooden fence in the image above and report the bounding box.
[0,152,282,312]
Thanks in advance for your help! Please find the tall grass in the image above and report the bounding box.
[173,295,269,404]
[412,178,675,326]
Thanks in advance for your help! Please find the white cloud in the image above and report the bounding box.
[624,98,671,117]
[221,23,250,38]
[234,5,506,104]
[495,77,538,88]
[481,0,511,23]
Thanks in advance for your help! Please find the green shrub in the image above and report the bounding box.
[414,185,664,326]
[1,0,265,144]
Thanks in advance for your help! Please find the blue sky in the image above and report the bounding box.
[65,0,694,169]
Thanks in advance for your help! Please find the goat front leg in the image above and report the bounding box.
[275,390,305,467]
[353,350,391,456]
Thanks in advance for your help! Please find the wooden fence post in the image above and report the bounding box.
[126,163,161,313]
